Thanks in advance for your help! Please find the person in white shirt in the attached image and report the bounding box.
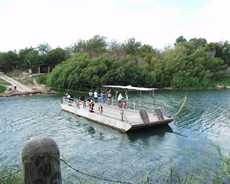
[117,93,123,108]
[117,93,123,102]
[94,91,98,102]
[88,90,93,99]
[107,91,112,104]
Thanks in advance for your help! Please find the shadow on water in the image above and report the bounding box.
[127,125,173,142]
[86,126,96,134]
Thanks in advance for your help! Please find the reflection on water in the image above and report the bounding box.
[0,90,230,183]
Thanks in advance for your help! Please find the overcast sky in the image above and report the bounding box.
[0,0,229,51]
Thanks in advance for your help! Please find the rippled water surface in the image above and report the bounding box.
[1,90,230,183]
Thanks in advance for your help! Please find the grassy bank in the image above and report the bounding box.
[0,169,23,184]
[0,84,6,93]
[2,152,230,184]
[7,69,230,92]
[0,78,10,93]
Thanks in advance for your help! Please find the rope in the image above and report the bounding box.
[60,158,134,184]
[0,157,134,184]
[174,96,187,117]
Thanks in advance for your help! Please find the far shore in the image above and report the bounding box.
[0,72,56,97]
[1,70,230,98]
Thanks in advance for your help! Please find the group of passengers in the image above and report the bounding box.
[64,90,128,113]
[88,90,112,104]
[63,93,74,102]
[87,90,112,113]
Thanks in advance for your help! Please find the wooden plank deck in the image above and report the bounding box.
[61,103,132,132]
[94,103,167,125]
[61,101,173,132]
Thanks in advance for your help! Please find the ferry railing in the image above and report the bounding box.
[63,97,89,109]
[62,96,170,121]
[127,100,164,110]
[62,97,74,106]
[107,98,168,115]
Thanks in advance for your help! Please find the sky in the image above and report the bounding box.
[0,0,229,51]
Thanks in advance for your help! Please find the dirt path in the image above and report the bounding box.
[0,72,32,92]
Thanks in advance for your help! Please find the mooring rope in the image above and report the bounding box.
[0,159,134,184]
[60,158,134,184]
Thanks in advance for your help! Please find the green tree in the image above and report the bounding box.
[175,36,187,45]
[18,47,41,69]
[73,35,107,57]
[122,38,141,55]
[0,51,18,72]
[37,43,51,55]
[47,48,67,65]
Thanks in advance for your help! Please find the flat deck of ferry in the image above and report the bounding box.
[61,101,173,132]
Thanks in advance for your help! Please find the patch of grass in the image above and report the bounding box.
[0,169,23,184]
[0,84,6,93]
[35,74,47,84]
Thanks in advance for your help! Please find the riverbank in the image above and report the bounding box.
[0,78,9,95]
[0,71,56,97]
[2,69,230,98]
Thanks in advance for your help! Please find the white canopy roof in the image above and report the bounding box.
[102,85,157,91]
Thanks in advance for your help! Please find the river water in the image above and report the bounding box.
[0,90,230,183]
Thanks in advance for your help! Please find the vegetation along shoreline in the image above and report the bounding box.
[1,35,230,94]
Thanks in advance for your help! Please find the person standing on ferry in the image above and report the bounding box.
[107,90,112,104]
[102,91,107,103]
[88,90,93,99]
[94,90,98,102]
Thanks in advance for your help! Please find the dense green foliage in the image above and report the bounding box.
[47,53,152,90]
[48,35,228,90]
[1,35,230,89]
[36,75,47,84]
[0,43,68,72]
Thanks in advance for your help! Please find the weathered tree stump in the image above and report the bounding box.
[22,137,62,184]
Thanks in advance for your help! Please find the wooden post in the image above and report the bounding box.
[22,137,62,184]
